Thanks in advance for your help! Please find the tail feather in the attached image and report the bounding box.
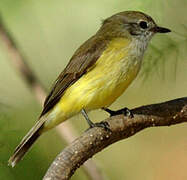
[8,117,46,167]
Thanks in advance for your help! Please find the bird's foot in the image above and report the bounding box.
[81,109,111,131]
[102,107,134,118]
[89,121,111,131]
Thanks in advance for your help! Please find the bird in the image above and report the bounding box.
[8,11,171,167]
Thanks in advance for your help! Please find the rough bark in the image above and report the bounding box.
[43,97,187,180]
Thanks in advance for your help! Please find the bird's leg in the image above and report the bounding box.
[81,109,94,128]
[102,107,134,118]
[81,109,110,131]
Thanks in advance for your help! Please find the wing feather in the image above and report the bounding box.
[40,35,108,116]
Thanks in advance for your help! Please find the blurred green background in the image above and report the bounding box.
[0,0,187,179]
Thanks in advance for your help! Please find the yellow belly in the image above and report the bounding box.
[44,38,142,130]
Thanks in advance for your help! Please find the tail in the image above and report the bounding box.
[8,117,46,167]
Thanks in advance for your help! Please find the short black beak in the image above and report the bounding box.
[151,26,171,33]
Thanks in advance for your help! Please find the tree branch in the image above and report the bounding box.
[43,97,187,180]
[0,14,104,180]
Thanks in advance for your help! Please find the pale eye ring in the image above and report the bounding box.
[139,21,148,29]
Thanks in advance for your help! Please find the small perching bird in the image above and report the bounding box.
[9,11,171,167]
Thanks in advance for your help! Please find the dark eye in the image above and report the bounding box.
[139,21,148,29]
